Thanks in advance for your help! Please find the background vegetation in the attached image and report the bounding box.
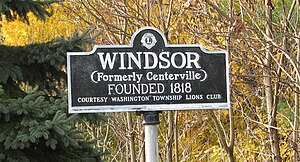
[1,0,300,161]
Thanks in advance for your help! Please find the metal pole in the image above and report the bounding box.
[142,111,160,162]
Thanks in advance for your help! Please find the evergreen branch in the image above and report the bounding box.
[0,61,23,84]
[0,89,103,161]
[0,0,57,23]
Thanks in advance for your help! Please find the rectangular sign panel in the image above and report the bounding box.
[67,27,230,113]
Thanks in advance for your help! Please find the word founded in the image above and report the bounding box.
[67,27,230,113]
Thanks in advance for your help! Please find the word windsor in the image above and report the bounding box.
[97,51,202,70]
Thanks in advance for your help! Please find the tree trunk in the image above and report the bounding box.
[137,116,145,162]
[264,0,281,161]
[293,31,300,161]
[174,111,179,162]
[127,112,136,162]
[227,0,235,161]
[209,110,235,162]
[166,111,173,162]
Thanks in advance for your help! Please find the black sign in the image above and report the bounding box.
[67,27,230,113]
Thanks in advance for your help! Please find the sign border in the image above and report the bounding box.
[67,27,230,113]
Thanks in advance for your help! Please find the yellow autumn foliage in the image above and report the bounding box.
[1,4,76,46]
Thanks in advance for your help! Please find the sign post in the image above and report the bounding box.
[67,27,230,161]
[142,111,160,162]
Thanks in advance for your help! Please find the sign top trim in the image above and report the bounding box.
[67,27,228,57]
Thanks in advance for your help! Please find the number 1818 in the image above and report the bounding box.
[170,82,192,93]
